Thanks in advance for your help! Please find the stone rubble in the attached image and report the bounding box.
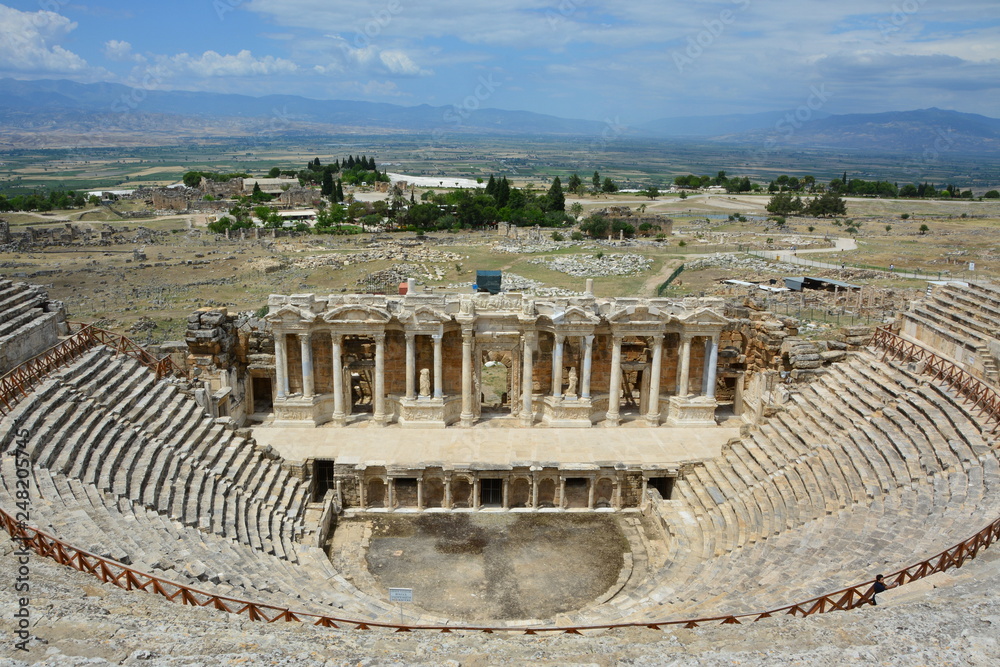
[529,253,652,277]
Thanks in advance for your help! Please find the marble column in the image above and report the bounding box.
[331,334,345,423]
[404,333,416,400]
[646,334,663,425]
[558,477,567,509]
[703,335,720,398]
[677,335,692,397]
[416,478,424,510]
[444,475,453,510]
[521,334,535,427]
[473,478,481,510]
[551,334,565,398]
[275,332,288,399]
[606,335,623,426]
[387,478,395,512]
[531,477,539,509]
[373,333,386,425]
[461,330,474,427]
[581,334,594,400]
[502,479,510,510]
[587,479,596,510]
[299,333,314,399]
[432,333,444,399]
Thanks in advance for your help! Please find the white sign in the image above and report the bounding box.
[389,588,413,603]
[969,262,975,271]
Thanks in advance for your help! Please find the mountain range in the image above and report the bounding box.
[1,78,999,154]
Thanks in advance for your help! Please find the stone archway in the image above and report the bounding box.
[452,477,473,509]
[509,478,531,508]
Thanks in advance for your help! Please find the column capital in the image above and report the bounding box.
[584,333,595,344]
[405,331,415,341]
[431,332,443,341]
[299,331,312,341]
[554,332,565,344]
[373,331,386,343]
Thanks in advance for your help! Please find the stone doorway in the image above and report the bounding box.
[480,353,510,412]
[480,478,503,507]
[251,376,273,413]
[564,478,589,508]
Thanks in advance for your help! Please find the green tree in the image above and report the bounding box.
[268,167,281,178]
[919,224,929,235]
[803,190,846,217]
[321,170,334,197]
[570,202,583,219]
[567,173,583,194]
[592,171,601,192]
[545,176,565,212]
[601,177,618,193]
[766,191,803,215]
[984,190,1000,199]
[643,186,660,200]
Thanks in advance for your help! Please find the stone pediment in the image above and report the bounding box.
[266,305,317,324]
[678,308,730,327]
[606,304,666,325]
[404,306,452,326]
[552,306,600,326]
[322,304,392,324]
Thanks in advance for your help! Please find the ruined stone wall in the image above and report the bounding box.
[198,177,244,199]
[152,189,189,211]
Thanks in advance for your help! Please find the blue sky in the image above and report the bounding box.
[1,0,998,123]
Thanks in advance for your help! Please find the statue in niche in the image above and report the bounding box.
[419,368,431,398]
[565,367,578,398]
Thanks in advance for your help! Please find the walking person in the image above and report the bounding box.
[871,574,888,605]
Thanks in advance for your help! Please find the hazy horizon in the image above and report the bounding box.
[0,1,997,125]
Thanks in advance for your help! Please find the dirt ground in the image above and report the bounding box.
[358,513,629,621]
[3,193,1000,343]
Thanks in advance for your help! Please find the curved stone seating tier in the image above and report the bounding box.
[0,458,447,626]
[600,350,999,622]
[0,347,310,561]
[901,282,1000,371]
[1,337,999,628]
[614,459,1000,621]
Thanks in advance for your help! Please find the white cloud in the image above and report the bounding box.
[103,39,146,63]
[378,50,431,76]
[149,49,299,79]
[318,36,432,77]
[0,4,90,74]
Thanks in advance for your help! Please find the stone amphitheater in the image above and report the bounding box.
[2,275,1000,664]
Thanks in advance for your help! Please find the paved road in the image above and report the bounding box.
[751,236,944,280]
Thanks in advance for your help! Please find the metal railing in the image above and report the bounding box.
[870,327,1000,431]
[0,323,182,414]
[1,503,998,634]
